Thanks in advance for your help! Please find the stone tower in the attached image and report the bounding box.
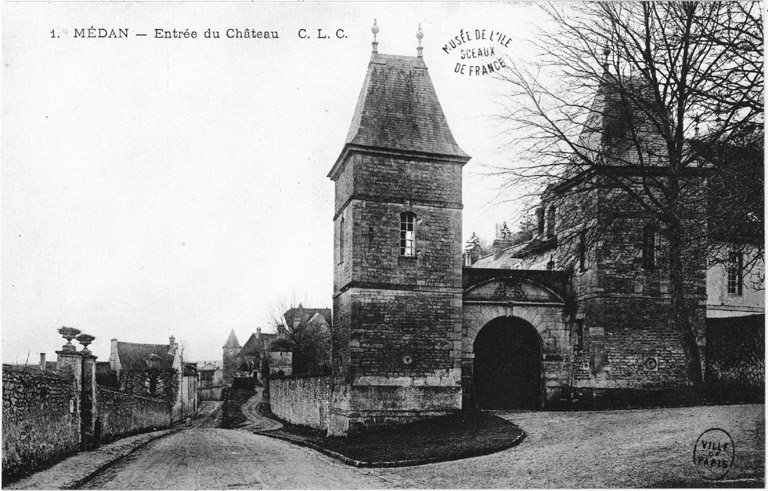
[326,24,471,435]
[222,329,241,384]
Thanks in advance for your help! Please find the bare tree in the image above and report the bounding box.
[268,296,332,375]
[496,2,763,393]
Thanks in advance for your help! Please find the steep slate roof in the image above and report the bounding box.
[116,342,175,371]
[223,330,241,349]
[575,71,663,165]
[342,53,469,159]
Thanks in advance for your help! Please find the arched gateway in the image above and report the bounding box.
[462,269,570,410]
[473,316,542,409]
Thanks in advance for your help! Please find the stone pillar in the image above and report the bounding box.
[56,327,83,446]
[79,345,97,449]
[56,327,82,389]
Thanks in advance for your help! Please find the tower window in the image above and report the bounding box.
[400,212,416,257]
[537,207,545,236]
[642,224,657,269]
[727,251,743,295]
[575,319,584,351]
[579,230,587,272]
[546,206,556,238]
[339,216,345,263]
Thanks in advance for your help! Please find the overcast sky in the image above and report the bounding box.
[3,2,549,363]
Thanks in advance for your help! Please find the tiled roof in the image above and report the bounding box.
[223,329,241,348]
[239,334,262,356]
[284,306,331,327]
[344,53,469,159]
[183,363,197,376]
[240,332,281,356]
[116,342,175,371]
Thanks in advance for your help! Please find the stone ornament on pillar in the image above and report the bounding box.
[76,333,96,355]
[58,326,81,352]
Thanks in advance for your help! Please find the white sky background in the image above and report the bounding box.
[3,2,551,363]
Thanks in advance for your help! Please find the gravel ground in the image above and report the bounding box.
[367,403,764,488]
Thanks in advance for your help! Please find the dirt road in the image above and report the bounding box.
[80,403,763,489]
[82,427,409,489]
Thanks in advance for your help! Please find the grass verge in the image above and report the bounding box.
[220,388,256,429]
[264,410,525,465]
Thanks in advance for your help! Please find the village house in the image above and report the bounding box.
[197,360,224,400]
[107,336,198,422]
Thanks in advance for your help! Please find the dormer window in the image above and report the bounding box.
[400,212,416,257]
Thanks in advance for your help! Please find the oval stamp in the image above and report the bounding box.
[441,28,512,77]
[693,428,735,480]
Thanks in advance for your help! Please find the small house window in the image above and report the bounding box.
[727,251,743,295]
[546,206,556,238]
[400,212,416,257]
[642,224,657,269]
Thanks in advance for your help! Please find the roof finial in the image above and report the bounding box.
[371,19,379,54]
[416,23,424,58]
[602,45,611,73]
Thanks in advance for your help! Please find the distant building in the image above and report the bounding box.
[280,305,330,375]
[197,360,224,400]
[221,329,293,385]
[108,336,197,422]
[222,330,241,385]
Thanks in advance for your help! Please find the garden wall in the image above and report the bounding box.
[2,366,80,482]
[706,315,764,402]
[269,376,331,430]
[97,386,171,442]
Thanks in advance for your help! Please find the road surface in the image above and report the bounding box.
[82,403,763,489]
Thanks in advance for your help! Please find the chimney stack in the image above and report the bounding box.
[169,335,176,354]
[39,353,46,370]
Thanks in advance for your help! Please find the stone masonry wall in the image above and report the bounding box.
[565,190,705,402]
[96,386,171,442]
[333,154,463,294]
[705,315,764,401]
[269,376,331,430]
[2,366,80,482]
[334,154,462,216]
[345,289,463,380]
